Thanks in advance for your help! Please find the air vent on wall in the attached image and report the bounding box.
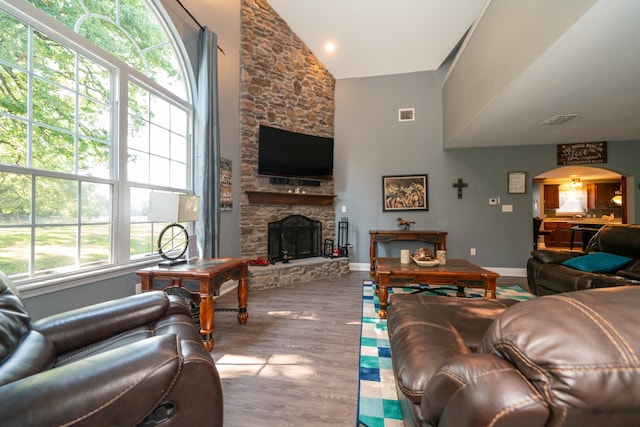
[541,114,578,125]
[398,108,415,122]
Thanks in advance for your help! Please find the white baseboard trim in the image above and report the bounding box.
[349,262,370,272]
[488,267,527,278]
[348,262,526,278]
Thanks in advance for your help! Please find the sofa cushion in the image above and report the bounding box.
[561,252,631,273]
[531,249,581,264]
[480,287,640,415]
[534,262,597,293]
[387,295,519,404]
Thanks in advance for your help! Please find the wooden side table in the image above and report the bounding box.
[136,258,249,350]
[369,230,447,276]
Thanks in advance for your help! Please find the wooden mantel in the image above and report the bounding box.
[246,191,336,206]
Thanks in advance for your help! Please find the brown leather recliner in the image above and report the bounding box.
[0,270,223,426]
[388,286,640,427]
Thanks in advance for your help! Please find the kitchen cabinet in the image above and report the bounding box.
[556,222,573,246]
[542,221,574,247]
[544,184,559,209]
[542,222,559,247]
[587,183,620,208]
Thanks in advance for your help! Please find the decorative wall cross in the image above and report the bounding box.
[452,178,468,199]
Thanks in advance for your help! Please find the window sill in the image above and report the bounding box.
[17,258,160,299]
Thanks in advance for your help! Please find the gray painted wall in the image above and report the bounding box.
[334,69,640,269]
[172,0,242,259]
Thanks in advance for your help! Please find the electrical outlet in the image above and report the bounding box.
[470,248,476,256]
[502,204,513,212]
[135,283,142,294]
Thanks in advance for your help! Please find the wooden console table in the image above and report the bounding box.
[136,258,249,351]
[369,230,447,276]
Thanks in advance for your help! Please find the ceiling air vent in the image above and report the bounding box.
[398,108,415,122]
[541,114,578,126]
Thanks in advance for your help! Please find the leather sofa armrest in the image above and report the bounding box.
[530,249,581,264]
[34,291,170,354]
[0,335,182,427]
[618,269,640,281]
[422,354,550,426]
[593,274,640,288]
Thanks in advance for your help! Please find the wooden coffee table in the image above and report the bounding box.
[374,258,499,318]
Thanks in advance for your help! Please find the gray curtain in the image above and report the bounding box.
[194,27,220,258]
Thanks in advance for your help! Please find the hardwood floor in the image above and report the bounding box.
[209,271,527,426]
[210,271,368,427]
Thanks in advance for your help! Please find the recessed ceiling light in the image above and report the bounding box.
[325,42,335,53]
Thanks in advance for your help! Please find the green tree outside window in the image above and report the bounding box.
[0,0,192,281]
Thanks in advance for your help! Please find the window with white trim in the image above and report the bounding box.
[0,0,193,283]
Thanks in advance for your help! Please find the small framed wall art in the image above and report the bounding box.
[220,157,232,210]
[382,174,428,211]
[508,171,527,194]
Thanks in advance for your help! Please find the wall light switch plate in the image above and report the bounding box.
[502,204,513,212]
[489,198,498,205]
[341,205,347,213]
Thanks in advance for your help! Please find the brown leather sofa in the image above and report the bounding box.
[387,286,640,427]
[0,270,223,426]
[527,224,640,295]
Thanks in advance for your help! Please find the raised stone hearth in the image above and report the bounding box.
[248,257,349,291]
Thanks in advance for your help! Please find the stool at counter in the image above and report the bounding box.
[533,217,552,250]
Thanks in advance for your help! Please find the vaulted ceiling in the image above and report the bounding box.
[268,0,640,149]
[268,0,486,79]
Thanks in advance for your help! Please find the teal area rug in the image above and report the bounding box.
[357,280,534,427]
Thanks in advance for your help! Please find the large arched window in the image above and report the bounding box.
[0,0,194,285]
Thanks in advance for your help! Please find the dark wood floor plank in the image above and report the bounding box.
[210,271,367,427]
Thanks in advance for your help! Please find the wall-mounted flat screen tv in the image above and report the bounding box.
[258,125,334,181]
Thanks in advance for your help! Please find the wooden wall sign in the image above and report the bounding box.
[220,157,232,211]
[557,142,607,165]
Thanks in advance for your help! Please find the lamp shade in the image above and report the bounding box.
[148,193,200,223]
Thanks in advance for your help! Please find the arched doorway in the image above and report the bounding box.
[532,166,627,250]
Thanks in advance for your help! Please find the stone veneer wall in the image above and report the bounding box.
[248,257,349,291]
[240,0,336,260]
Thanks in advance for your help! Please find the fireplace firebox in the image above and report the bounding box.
[268,215,322,262]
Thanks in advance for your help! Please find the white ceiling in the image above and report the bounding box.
[267,0,486,79]
[267,0,640,149]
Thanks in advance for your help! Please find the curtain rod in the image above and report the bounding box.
[176,0,225,55]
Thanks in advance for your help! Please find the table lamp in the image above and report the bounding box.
[148,193,200,266]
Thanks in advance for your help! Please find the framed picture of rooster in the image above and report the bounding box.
[382,174,428,211]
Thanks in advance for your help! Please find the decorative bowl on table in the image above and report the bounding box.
[412,257,440,267]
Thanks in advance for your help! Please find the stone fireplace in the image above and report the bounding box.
[241,193,348,291]
[239,1,348,289]
[268,215,322,261]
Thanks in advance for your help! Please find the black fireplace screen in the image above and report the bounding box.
[268,215,322,261]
